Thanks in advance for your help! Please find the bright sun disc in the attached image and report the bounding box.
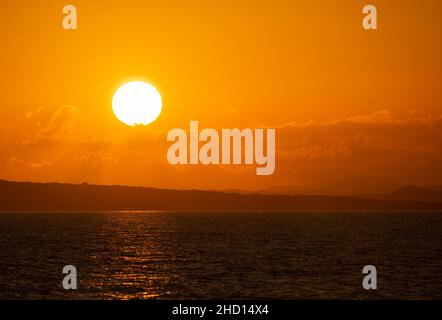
[112,81,162,126]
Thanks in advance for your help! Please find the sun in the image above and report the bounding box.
[112,81,162,126]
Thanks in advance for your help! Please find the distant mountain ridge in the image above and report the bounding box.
[1,180,442,211]
[358,185,442,203]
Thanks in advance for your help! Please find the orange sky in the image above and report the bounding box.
[0,0,441,194]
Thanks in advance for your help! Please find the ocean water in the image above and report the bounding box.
[0,212,440,300]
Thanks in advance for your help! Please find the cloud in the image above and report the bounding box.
[22,105,80,150]
[2,108,442,193]
[329,109,393,124]
[39,105,79,138]
[0,156,50,169]
[274,110,442,193]
[24,107,43,120]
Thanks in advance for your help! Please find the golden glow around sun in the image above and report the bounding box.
[112,81,162,126]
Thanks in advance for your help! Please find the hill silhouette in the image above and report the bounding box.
[1,180,442,211]
[358,185,442,203]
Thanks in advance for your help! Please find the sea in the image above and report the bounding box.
[0,212,441,299]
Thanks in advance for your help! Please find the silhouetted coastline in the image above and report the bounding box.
[1,180,441,211]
